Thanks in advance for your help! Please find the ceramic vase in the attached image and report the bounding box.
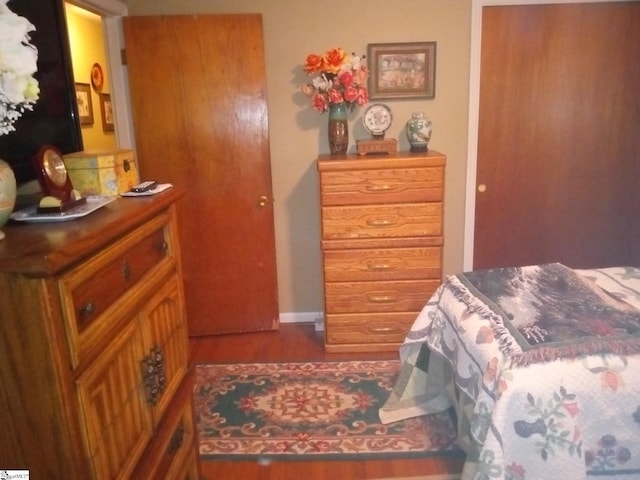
[405,112,432,152]
[328,103,348,155]
[0,159,17,240]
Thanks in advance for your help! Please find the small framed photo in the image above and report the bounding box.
[100,93,114,132]
[75,82,94,125]
[367,42,437,100]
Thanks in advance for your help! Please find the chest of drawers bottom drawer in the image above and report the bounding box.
[324,312,420,352]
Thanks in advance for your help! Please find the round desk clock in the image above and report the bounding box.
[357,103,398,156]
[362,103,393,140]
[33,145,84,211]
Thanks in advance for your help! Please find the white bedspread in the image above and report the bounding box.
[380,266,640,480]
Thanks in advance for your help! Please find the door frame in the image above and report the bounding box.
[463,0,634,270]
[66,0,135,150]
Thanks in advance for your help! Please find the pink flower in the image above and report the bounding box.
[327,89,344,104]
[563,401,579,417]
[338,70,354,88]
[353,67,368,86]
[312,93,328,112]
[601,369,624,391]
[343,85,359,103]
[301,48,369,114]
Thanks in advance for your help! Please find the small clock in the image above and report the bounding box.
[33,145,85,212]
[362,103,393,140]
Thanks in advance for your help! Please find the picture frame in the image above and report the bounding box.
[99,93,114,132]
[75,83,94,125]
[367,42,437,100]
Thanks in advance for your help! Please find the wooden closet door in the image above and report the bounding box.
[123,15,279,336]
[474,3,640,270]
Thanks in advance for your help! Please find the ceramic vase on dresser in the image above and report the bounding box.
[328,103,349,155]
[0,159,17,240]
[406,112,432,152]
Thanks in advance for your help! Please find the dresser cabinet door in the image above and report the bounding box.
[141,274,189,422]
[76,320,153,479]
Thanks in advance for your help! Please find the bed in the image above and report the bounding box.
[379,263,640,480]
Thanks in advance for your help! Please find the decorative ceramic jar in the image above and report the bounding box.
[405,112,432,152]
[0,159,17,240]
[328,103,348,155]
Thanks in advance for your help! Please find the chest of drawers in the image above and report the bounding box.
[318,151,446,352]
[0,187,201,479]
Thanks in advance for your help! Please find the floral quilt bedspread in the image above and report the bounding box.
[380,265,640,480]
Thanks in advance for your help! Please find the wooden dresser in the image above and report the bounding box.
[318,151,446,352]
[0,187,201,479]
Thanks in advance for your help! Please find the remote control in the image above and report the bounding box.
[130,181,157,193]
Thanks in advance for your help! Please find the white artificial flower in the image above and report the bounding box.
[312,74,332,92]
[0,1,39,136]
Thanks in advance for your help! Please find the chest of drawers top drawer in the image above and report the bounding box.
[64,226,168,331]
[320,166,444,206]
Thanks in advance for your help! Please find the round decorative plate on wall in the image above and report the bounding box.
[91,62,104,92]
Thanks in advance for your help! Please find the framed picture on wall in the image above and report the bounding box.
[75,83,94,125]
[367,42,437,100]
[100,93,114,132]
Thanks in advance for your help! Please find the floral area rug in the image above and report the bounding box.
[194,360,464,461]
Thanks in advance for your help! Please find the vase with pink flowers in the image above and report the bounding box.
[301,48,369,155]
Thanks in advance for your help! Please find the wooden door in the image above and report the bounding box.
[474,3,640,270]
[123,15,279,336]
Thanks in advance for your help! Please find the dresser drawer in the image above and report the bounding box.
[59,211,177,368]
[324,279,440,313]
[319,166,444,206]
[325,312,418,345]
[132,374,199,480]
[323,247,441,282]
[322,203,442,240]
[69,228,167,333]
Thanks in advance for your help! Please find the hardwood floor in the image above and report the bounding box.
[189,323,465,480]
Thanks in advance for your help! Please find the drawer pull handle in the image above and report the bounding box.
[142,355,160,405]
[368,295,397,303]
[365,184,395,192]
[367,263,392,271]
[122,261,131,281]
[168,424,185,455]
[367,218,396,227]
[158,241,169,256]
[123,158,131,172]
[142,345,166,405]
[79,302,96,318]
[370,326,396,333]
[152,345,166,393]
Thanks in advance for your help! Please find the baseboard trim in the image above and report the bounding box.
[279,311,324,331]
